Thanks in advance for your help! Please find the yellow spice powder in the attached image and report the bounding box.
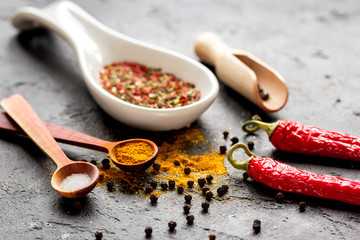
[115,141,154,165]
[155,129,227,187]
[98,128,227,193]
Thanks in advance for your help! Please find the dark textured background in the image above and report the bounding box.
[1,0,360,239]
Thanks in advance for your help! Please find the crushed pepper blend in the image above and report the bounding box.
[99,62,201,109]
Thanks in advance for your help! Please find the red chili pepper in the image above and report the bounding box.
[227,143,360,205]
[243,117,360,161]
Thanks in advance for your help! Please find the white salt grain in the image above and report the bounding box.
[60,173,91,191]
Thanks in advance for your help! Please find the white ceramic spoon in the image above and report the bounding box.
[11,1,219,131]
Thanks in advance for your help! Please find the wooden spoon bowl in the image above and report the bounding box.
[52,161,99,198]
[108,139,158,172]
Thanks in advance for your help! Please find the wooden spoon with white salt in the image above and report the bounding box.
[0,94,99,198]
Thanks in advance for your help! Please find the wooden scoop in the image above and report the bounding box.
[195,32,288,112]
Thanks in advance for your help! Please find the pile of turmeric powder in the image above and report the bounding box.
[97,128,227,194]
[154,129,226,187]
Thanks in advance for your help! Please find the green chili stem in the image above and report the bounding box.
[226,143,256,171]
[242,119,280,137]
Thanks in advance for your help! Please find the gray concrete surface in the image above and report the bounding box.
[0,0,359,239]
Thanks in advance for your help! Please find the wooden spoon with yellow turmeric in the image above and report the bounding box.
[0,111,158,172]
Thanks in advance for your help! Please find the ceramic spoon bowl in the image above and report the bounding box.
[11,1,219,131]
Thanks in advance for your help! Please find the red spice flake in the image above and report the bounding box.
[99,61,201,109]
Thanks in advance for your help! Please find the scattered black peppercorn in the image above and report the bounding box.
[95,230,103,239]
[184,194,192,204]
[150,180,158,189]
[258,85,269,101]
[106,181,115,192]
[150,194,158,205]
[198,177,206,188]
[222,185,229,192]
[205,190,214,201]
[186,215,194,225]
[168,179,176,190]
[168,221,177,231]
[262,92,269,101]
[102,158,110,170]
[230,137,239,145]
[187,180,194,188]
[177,186,184,194]
[102,158,109,164]
[201,201,210,212]
[183,204,191,214]
[209,233,216,240]
[299,201,307,212]
[275,192,284,203]
[217,186,225,196]
[174,160,180,166]
[145,226,152,238]
[206,175,213,184]
[160,182,168,191]
[201,186,210,194]
[144,186,153,194]
[99,174,104,181]
[223,130,229,139]
[243,172,249,180]
[90,160,97,166]
[219,145,227,154]
[253,219,261,234]
[119,180,131,193]
[217,185,229,196]
[247,141,254,150]
[153,162,161,171]
[184,166,191,175]
[101,158,110,164]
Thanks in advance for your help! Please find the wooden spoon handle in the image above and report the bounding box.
[0,112,109,152]
[194,32,231,65]
[0,94,72,168]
